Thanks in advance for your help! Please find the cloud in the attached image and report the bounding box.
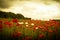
[53,0,60,2]
[0,0,18,9]
[0,0,60,20]
[0,0,60,9]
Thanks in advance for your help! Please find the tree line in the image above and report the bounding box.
[0,11,31,19]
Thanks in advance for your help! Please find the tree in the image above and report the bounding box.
[0,11,31,19]
[0,11,8,18]
[16,14,24,19]
[8,12,16,18]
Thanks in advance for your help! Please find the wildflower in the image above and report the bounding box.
[8,22,13,28]
[16,22,20,26]
[12,33,17,38]
[23,36,32,40]
[4,21,9,25]
[0,20,3,29]
[4,21,13,28]
[31,23,34,26]
[18,22,24,24]
[17,31,21,37]
[33,26,39,32]
[42,28,47,32]
[53,29,58,34]
[39,34,45,38]
[48,30,53,37]
[12,18,18,23]
[0,20,2,24]
[0,24,3,29]
[12,31,21,37]
[25,22,28,25]
[26,25,29,27]
[48,30,53,33]
[35,27,38,29]
[39,26,44,29]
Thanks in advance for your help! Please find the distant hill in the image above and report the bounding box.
[0,11,31,20]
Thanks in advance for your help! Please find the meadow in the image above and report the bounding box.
[0,18,60,40]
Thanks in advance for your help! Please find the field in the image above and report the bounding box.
[0,18,60,40]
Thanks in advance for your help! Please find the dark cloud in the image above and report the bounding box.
[54,0,60,2]
[0,0,60,9]
[0,0,29,9]
[0,0,17,9]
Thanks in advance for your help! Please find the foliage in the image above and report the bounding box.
[0,11,31,20]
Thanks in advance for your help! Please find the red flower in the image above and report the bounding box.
[42,28,47,32]
[53,29,58,34]
[12,18,18,23]
[17,31,21,37]
[48,30,53,37]
[8,22,13,28]
[15,30,21,37]
[23,36,32,40]
[0,24,3,29]
[12,31,21,38]
[16,23,20,26]
[4,21,9,25]
[4,21,13,28]
[39,25,45,29]
[48,30,53,33]
[12,33,17,37]
[39,34,45,38]
[33,26,38,31]
[0,20,2,24]
[0,20,3,29]
[0,22,3,32]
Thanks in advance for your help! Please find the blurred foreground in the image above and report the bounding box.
[0,18,60,40]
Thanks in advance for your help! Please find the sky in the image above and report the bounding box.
[0,0,60,20]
